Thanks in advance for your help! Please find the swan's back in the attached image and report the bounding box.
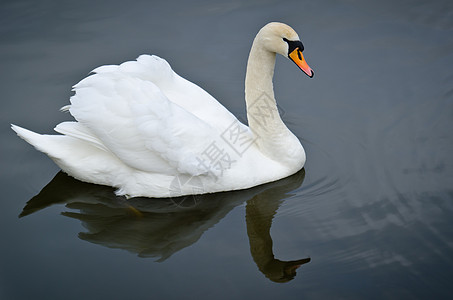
[85,55,238,131]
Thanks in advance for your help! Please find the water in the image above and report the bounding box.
[1,0,453,299]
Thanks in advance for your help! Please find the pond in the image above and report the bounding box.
[1,0,452,299]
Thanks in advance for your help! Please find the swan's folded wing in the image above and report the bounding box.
[68,72,216,176]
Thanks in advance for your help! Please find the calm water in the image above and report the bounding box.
[1,0,453,299]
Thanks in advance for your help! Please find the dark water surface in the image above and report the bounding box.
[1,0,453,299]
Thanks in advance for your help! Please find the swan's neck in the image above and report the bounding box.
[245,37,304,167]
[245,41,282,134]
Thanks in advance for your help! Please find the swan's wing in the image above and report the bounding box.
[68,69,217,177]
[111,55,240,132]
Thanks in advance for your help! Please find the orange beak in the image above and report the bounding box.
[289,48,314,78]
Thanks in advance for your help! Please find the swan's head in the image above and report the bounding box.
[258,22,314,78]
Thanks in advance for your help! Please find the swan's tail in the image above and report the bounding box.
[11,124,118,187]
[11,124,51,154]
[11,124,78,163]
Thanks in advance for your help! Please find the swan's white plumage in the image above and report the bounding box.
[12,22,309,198]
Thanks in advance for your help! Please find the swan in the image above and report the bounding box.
[12,22,314,198]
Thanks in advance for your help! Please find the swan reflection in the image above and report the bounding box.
[21,170,310,282]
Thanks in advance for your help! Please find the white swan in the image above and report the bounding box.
[12,22,313,198]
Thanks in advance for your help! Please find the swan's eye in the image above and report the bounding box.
[283,38,305,56]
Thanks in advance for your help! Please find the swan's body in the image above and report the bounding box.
[12,22,313,198]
